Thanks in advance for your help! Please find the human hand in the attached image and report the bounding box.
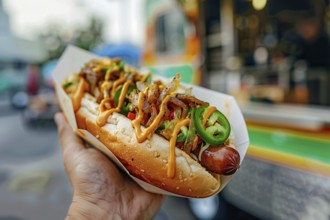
[55,113,164,220]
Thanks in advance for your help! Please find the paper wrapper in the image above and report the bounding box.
[52,45,249,198]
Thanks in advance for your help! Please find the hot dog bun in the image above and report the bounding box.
[76,93,221,198]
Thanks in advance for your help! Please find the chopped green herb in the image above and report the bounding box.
[63,82,73,89]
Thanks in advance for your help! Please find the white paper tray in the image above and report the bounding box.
[52,45,249,198]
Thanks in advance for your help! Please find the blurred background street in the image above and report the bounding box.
[0,0,330,219]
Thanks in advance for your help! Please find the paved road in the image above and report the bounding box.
[0,113,71,219]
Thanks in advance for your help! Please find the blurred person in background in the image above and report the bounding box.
[286,14,330,67]
[54,113,164,220]
[281,13,330,104]
[293,15,330,69]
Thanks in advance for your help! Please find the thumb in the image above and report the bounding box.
[54,112,85,162]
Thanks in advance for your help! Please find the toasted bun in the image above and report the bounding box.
[75,93,220,198]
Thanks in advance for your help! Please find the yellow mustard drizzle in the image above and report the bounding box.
[105,66,119,81]
[202,106,216,126]
[132,94,173,143]
[96,81,132,126]
[72,78,89,112]
[143,87,149,95]
[132,92,145,129]
[102,65,125,98]
[92,63,107,72]
[167,118,190,178]
[96,109,119,127]
[105,69,112,81]
[111,76,126,98]
[98,98,112,112]
[101,81,112,98]
[92,66,102,72]
[141,72,151,82]
[92,58,112,72]
[117,81,133,108]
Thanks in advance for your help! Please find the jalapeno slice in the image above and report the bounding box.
[114,85,136,115]
[193,106,231,146]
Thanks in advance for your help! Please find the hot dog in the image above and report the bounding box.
[199,146,240,175]
[62,58,240,197]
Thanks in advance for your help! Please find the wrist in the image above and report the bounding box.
[66,194,122,220]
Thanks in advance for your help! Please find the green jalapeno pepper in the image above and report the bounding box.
[193,106,231,146]
[114,85,136,115]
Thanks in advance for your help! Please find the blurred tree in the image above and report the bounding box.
[39,24,66,62]
[39,16,104,62]
[73,17,104,51]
